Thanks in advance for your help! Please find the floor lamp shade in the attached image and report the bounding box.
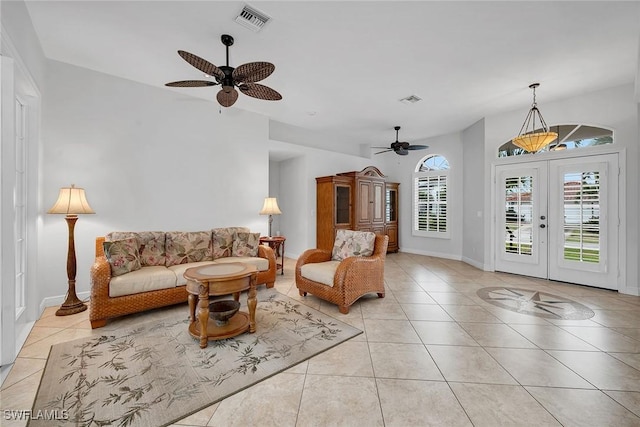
[259,197,282,237]
[47,185,95,215]
[48,185,95,316]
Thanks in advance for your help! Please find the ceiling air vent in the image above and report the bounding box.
[400,94,423,104]
[235,5,271,32]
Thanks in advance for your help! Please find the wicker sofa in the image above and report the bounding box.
[296,233,388,314]
[89,227,276,328]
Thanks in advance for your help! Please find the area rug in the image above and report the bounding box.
[29,289,361,427]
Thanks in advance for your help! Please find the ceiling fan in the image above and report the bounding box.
[165,34,282,108]
[373,126,429,155]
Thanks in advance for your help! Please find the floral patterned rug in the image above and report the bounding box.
[29,289,361,427]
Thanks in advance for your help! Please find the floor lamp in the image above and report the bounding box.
[259,197,282,237]
[48,184,95,316]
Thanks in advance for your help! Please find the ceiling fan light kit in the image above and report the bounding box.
[373,126,429,156]
[511,83,558,153]
[166,34,281,108]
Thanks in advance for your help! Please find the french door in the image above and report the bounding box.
[495,154,619,290]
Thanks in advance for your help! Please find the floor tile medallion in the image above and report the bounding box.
[477,287,595,320]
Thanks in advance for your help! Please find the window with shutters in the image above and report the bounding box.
[413,155,450,238]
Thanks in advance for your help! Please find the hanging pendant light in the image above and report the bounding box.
[512,83,558,153]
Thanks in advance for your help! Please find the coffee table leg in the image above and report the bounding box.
[248,275,257,333]
[188,293,196,324]
[197,286,209,348]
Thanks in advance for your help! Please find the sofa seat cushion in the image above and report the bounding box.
[109,266,177,297]
[300,261,341,287]
[168,261,217,286]
[213,256,269,272]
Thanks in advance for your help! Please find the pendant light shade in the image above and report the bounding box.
[512,83,558,153]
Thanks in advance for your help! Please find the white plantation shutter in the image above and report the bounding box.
[413,155,450,238]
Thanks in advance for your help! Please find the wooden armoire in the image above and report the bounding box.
[316,166,399,253]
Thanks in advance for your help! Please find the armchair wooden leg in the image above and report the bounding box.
[338,305,350,314]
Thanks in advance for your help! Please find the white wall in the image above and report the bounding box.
[381,132,465,259]
[40,60,270,304]
[484,83,639,295]
[273,140,379,258]
[461,119,486,268]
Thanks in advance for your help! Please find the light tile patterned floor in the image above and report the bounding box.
[3,252,640,426]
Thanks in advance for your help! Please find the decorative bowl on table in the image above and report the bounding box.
[209,300,240,326]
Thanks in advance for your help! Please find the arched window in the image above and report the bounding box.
[413,155,450,238]
[498,124,613,157]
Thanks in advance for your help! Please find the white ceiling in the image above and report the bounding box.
[23,1,640,148]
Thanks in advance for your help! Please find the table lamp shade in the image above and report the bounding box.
[48,185,95,215]
[259,197,282,216]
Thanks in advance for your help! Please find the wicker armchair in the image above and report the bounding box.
[295,234,388,314]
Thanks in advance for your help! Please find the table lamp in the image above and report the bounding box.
[259,197,281,237]
[47,184,95,316]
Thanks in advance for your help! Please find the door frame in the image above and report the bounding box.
[490,144,626,291]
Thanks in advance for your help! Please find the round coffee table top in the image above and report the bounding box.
[184,262,256,281]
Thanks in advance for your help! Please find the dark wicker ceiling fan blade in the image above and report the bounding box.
[407,144,429,150]
[239,83,282,101]
[178,50,224,80]
[165,80,217,87]
[372,146,391,149]
[217,88,238,107]
[374,149,393,154]
[233,62,275,83]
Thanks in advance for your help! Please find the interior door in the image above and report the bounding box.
[548,154,618,289]
[495,162,548,279]
[495,154,619,290]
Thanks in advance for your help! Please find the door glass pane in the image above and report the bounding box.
[386,189,396,221]
[336,186,350,224]
[563,171,600,263]
[504,176,533,255]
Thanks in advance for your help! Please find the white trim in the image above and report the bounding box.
[39,291,91,314]
[399,248,461,261]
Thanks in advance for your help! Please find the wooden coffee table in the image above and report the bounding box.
[184,263,258,348]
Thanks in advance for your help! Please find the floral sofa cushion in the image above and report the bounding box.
[103,237,142,276]
[212,227,250,259]
[165,231,213,266]
[331,229,376,261]
[106,231,166,266]
[232,232,261,257]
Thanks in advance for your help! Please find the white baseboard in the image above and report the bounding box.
[398,247,462,261]
[461,256,492,271]
[39,291,90,315]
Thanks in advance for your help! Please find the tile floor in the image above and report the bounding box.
[3,252,640,426]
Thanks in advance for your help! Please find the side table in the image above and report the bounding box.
[184,262,257,348]
[260,236,286,275]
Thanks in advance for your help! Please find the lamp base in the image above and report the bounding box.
[56,293,87,316]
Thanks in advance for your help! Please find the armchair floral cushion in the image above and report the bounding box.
[103,237,141,276]
[331,229,376,261]
[165,231,212,266]
[232,232,261,257]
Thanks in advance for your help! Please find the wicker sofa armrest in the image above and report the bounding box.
[90,237,112,301]
[258,244,276,266]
